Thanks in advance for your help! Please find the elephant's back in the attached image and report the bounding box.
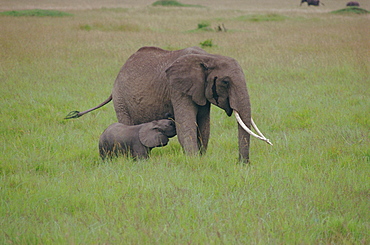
[118,46,207,80]
[123,46,207,72]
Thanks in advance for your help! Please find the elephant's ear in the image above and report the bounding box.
[166,54,215,106]
[139,122,169,148]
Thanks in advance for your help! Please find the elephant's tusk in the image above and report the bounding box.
[251,118,273,145]
[234,111,273,146]
[251,118,267,141]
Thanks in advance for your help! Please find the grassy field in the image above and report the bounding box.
[1,0,369,244]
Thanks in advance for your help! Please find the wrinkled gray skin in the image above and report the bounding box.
[67,46,252,163]
[99,119,176,160]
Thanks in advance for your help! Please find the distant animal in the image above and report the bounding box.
[300,0,324,6]
[346,1,359,6]
[99,119,176,160]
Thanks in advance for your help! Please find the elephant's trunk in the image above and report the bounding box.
[233,109,251,163]
[234,112,273,146]
[228,75,272,162]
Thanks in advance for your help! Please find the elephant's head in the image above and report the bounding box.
[166,54,271,162]
[165,54,248,115]
[139,119,177,148]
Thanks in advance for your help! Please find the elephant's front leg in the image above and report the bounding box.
[130,145,150,159]
[172,95,201,155]
[197,102,211,155]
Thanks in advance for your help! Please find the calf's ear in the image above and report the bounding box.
[139,122,169,148]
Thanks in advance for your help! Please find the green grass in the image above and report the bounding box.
[331,7,370,14]
[1,1,369,244]
[197,21,211,30]
[79,23,141,32]
[0,9,73,17]
[152,0,204,8]
[235,13,289,22]
[199,39,215,48]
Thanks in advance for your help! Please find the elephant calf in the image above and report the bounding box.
[99,119,176,160]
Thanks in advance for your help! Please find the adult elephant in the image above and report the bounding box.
[300,0,323,6]
[346,1,359,6]
[66,46,271,163]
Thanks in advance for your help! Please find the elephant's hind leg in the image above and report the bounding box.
[114,105,133,125]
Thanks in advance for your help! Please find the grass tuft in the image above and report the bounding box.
[331,7,369,14]
[0,9,73,17]
[236,13,288,22]
[79,23,141,32]
[187,21,227,33]
[197,21,211,30]
[152,0,203,8]
[199,39,215,48]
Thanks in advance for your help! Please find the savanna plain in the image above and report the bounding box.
[1,0,369,244]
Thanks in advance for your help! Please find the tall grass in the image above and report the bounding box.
[1,1,369,244]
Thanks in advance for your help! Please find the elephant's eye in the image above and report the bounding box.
[221,80,229,86]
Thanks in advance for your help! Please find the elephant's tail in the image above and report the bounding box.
[65,94,113,119]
